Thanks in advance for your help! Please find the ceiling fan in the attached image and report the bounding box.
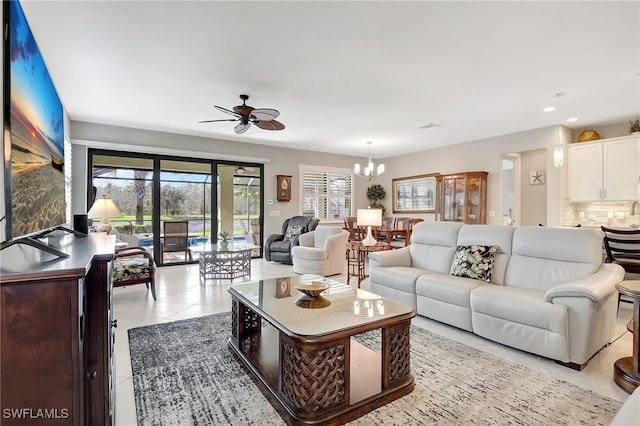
[199,94,285,134]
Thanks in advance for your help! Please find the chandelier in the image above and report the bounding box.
[354,141,384,180]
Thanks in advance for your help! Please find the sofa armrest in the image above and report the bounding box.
[368,246,412,268]
[264,233,285,261]
[545,263,625,303]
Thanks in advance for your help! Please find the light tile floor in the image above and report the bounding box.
[114,260,633,425]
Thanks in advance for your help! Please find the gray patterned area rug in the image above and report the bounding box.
[128,312,621,425]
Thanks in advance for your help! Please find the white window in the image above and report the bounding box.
[300,165,353,221]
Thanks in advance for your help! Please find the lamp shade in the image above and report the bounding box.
[88,197,121,219]
[357,208,382,227]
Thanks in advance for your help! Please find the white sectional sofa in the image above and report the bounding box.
[368,222,625,368]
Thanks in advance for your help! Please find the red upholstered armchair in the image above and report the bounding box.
[113,246,156,300]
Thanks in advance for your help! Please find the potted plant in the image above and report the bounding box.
[366,184,386,215]
[629,119,640,134]
[218,231,231,249]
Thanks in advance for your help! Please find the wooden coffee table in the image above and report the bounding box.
[228,275,415,425]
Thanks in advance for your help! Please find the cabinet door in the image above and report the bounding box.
[442,179,455,221]
[467,176,482,224]
[454,178,466,222]
[568,143,603,202]
[604,138,640,200]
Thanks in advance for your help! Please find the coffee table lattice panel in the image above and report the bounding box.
[281,338,346,413]
[387,325,411,383]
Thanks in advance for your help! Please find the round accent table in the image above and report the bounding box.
[614,280,640,393]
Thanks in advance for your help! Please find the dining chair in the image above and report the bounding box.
[343,217,362,241]
[601,226,640,311]
[377,216,396,242]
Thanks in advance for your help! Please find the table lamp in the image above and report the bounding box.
[357,208,382,246]
[88,196,122,234]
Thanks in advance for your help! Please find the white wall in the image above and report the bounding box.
[520,149,547,226]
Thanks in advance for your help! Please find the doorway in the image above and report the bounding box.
[500,153,520,226]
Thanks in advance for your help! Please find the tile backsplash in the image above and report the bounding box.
[564,201,640,228]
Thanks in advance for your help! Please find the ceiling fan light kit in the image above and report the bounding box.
[200,94,285,134]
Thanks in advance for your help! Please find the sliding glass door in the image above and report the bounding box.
[89,150,264,266]
[217,164,262,256]
[91,154,155,250]
[159,159,212,264]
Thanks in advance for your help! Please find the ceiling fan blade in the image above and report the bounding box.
[255,120,285,131]
[214,105,242,117]
[250,108,280,121]
[234,122,251,134]
[198,118,239,123]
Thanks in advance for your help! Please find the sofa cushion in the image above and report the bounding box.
[416,273,488,308]
[471,285,567,334]
[506,227,603,292]
[409,222,462,272]
[368,265,428,293]
[284,225,304,241]
[450,245,498,282]
[113,257,151,282]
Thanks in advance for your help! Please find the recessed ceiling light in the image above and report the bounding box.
[567,117,579,122]
[419,123,442,130]
[543,106,556,112]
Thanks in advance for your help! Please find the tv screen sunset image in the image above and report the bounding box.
[8,0,66,237]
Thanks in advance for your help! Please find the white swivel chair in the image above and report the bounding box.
[292,226,349,276]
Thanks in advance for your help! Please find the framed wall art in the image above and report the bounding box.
[277,175,292,202]
[392,173,439,213]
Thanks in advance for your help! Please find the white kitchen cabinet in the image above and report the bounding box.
[568,135,639,202]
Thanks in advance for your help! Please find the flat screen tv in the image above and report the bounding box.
[2,0,76,257]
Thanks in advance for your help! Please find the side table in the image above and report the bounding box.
[190,243,259,281]
[614,280,640,393]
[346,240,390,288]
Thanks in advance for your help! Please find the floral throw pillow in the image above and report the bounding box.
[450,245,498,282]
[284,225,304,241]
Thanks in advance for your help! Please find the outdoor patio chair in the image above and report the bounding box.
[162,220,193,262]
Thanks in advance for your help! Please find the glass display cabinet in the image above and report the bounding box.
[437,171,488,224]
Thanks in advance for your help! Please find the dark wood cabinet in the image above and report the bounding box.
[437,171,488,224]
[0,233,115,425]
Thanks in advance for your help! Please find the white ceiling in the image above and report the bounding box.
[20,1,640,160]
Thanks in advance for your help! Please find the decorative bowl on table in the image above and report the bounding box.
[294,281,329,297]
[294,281,331,308]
